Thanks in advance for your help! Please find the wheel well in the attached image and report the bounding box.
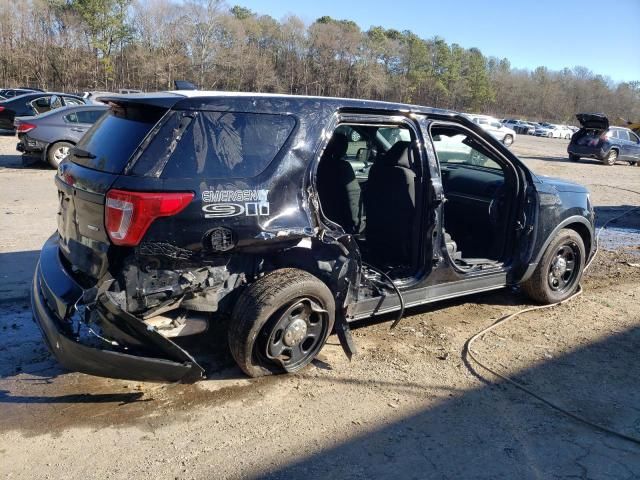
[564,222,591,257]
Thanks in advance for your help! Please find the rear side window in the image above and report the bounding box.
[72,104,166,173]
[75,109,105,124]
[133,111,295,179]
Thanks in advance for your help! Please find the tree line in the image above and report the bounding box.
[1,0,638,124]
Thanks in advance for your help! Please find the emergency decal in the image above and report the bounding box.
[201,190,270,218]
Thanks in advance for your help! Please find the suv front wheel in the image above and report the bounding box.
[228,268,335,377]
[522,228,585,304]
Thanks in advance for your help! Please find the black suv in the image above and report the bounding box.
[568,113,640,165]
[31,92,595,382]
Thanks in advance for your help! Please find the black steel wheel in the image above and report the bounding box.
[547,243,580,294]
[522,228,585,304]
[260,297,330,371]
[228,268,335,377]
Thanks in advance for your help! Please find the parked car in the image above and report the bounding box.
[0,88,37,99]
[82,91,117,105]
[31,91,594,382]
[568,113,640,165]
[534,123,570,138]
[464,114,516,146]
[0,92,85,131]
[15,104,107,167]
[501,119,532,135]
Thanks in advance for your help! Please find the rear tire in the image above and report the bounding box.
[502,134,513,147]
[47,141,73,168]
[604,149,618,166]
[522,228,585,304]
[228,268,335,378]
[568,153,580,162]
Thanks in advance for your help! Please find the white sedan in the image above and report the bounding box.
[534,123,573,139]
[464,114,516,146]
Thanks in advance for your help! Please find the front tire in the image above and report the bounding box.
[503,134,513,147]
[228,268,335,378]
[47,141,73,168]
[604,149,618,166]
[522,228,585,304]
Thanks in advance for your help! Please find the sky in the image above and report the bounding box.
[236,0,640,83]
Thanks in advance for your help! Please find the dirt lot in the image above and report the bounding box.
[1,133,639,479]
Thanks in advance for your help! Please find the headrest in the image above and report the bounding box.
[324,132,349,162]
[381,141,413,169]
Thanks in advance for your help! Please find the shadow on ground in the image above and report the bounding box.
[256,325,640,479]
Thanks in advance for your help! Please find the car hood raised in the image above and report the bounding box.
[538,175,589,193]
[576,113,609,130]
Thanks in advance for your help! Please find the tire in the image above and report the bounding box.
[568,153,580,162]
[228,268,335,378]
[522,228,585,304]
[565,133,571,140]
[603,149,618,166]
[547,132,553,138]
[502,134,513,147]
[47,141,73,168]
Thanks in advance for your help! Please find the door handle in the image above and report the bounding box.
[71,127,86,132]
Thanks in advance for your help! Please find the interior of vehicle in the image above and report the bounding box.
[430,124,514,268]
[316,122,515,278]
[316,123,422,278]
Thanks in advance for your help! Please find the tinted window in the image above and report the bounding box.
[135,111,295,179]
[72,104,166,173]
[75,109,105,124]
[64,112,79,123]
[616,130,630,141]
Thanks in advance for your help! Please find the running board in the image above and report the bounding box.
[348,272,507,321]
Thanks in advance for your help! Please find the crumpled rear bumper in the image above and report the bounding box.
[31,234,204,382]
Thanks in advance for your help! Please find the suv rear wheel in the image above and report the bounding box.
[522,228,585,304]
[228,268,335,377]
[604,149,618,166]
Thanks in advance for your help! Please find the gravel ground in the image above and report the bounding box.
[0,132,639,479]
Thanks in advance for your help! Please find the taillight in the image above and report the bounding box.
[0,106,4,112]
[17,122,36,133]
[105,189,194,246]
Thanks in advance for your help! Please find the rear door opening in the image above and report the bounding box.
[316,120,426,281]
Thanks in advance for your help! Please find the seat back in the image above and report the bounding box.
[316,133,361,233]
[365,141,417,265]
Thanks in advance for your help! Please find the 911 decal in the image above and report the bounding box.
[201,190,270,218]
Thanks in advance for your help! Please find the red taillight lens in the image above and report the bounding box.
[0,106,4,112]
[105,189,194,246]
[17,122,36,133]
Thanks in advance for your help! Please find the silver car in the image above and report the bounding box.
[15,104,107,167]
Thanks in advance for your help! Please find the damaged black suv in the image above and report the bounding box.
[31,92,596,382]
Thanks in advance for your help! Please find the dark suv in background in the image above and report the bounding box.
[32,91,595,382]
[568,113,640,165]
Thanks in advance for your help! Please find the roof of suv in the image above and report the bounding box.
[96,90,453,116]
